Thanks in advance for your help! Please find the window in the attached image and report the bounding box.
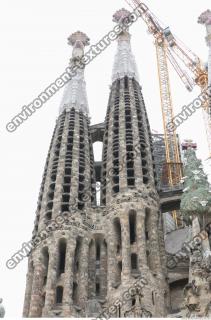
[58,239,66,276]
[129,211,136,244]
[56,286,63,304]
[131,253,138,270]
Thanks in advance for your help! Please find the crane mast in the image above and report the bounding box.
[156,41,182,185]
[128,0,183,186]
[124,0,211,227]
[126,0,211,162]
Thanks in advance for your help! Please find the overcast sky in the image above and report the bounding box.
[1,0,211,317]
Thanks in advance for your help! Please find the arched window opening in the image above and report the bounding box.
[42,247,49,285]
[145,209,150,241]
[74,237,81,273]
[152,291,155,305]
[129,211,136,244]
[124,76,129,90]
[170,279,188,313]
[96,240,101,261]
[45,211,52,221]
[131,253,138,271]
[56,286,63,304]
[116,261,122,287]
[58,239,66,276]
[114,218,122,254]
[41,293,46,311]
[96,282,100,297]
[72,282,78,305]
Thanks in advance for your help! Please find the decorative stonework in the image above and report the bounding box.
[59,31,89,115]
[198,10,211,26]
[68,31,90,47]
[112,9,139,83]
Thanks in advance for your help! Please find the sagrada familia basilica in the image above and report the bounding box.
[9,7,211,318]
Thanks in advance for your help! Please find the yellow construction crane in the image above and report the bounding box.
[125,0,183,188]
[124,0,211,227]
[125,0,210,175]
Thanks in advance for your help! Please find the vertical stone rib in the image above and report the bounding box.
[105,90,115,204]
[78,237,89,309]
[79,116,92,209]
[101,89,114,205]
[88,239,96,298]
[138,88,156,185]
[136,211,147,269]
[42,243,58,317]
[52,112,69,218]
[69,112,80,209]
[63,238,76,317]
[100,240,107,298]
[121,214,131,281]
[149,210,162,275]
[29,260,45,317]
[22,260,34,317]
[128,79,143,186]
[37,113,65,232]
[119,80,127,192]
[107,228,117,293]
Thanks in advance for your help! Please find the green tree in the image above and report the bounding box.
[180,149,211,225]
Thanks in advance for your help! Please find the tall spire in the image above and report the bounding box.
[59,31,90,115]
[112,8,139,83]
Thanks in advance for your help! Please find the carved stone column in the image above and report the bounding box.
[78,237,89,311]
[107,227,118,293]
[63,237,76,317]
[22,259,34,317]
[121,214,131,281]
[29,259,45,317]
[136,210,147,269]
[42,243,58,317]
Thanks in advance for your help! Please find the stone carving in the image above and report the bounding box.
[85,299,102,317]
[184,281,200,315]
[198,10,211,25]
[124,294,152,318]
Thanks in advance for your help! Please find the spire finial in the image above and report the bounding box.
[198,10,211,26]
[111,8,139,83]
[113,8,131,24]
[113,8,131,39]
[59,31,90,115]
[67,31,90,60]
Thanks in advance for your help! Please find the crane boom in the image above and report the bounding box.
[126,0,211,160]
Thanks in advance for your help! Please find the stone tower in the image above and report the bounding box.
[23,31,97,317]
[23,10,168,318]
[99,8,168,317]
